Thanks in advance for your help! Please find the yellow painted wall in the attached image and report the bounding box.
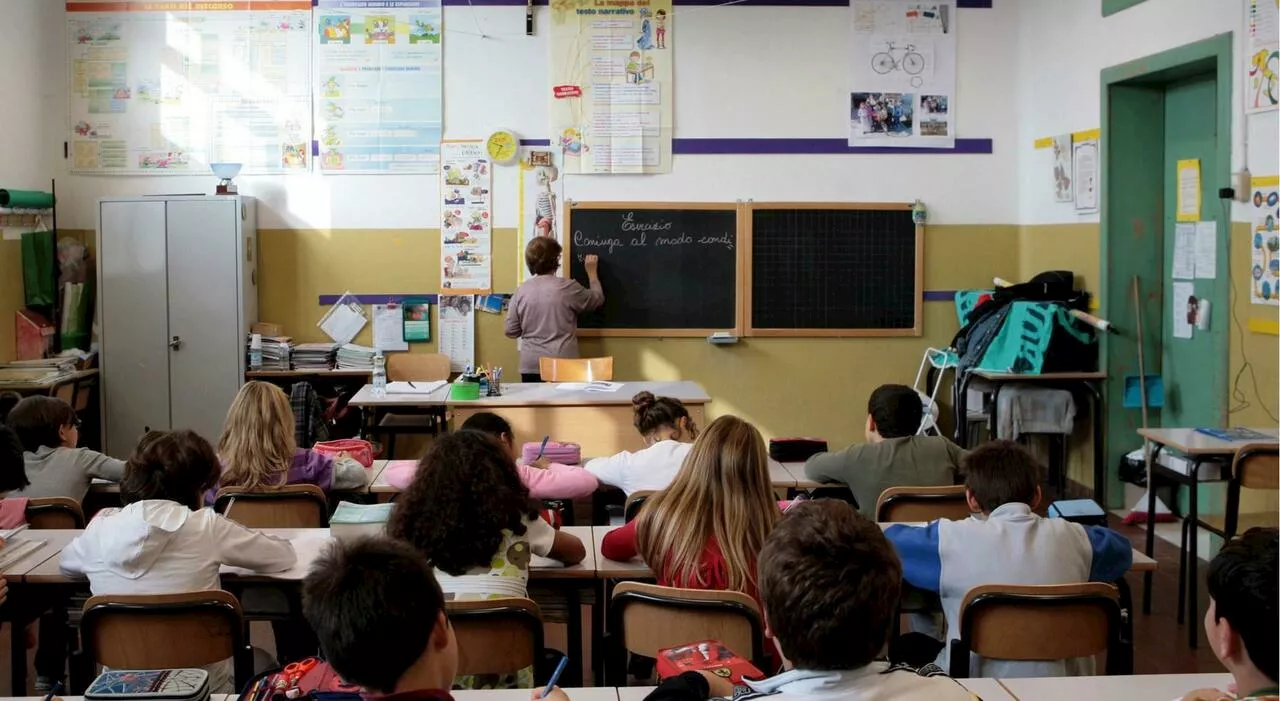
[259,224,1019,448]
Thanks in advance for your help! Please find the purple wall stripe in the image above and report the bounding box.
[444,0,991,6]
[519,138,992,155]
[321,291,959,306]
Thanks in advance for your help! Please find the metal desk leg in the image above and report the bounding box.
[565,585,584,687]
[1142,446,1162,614]
[591,579,607,685]
[1187,458,1202,649]
[1085,381,1105,506]
[955,373,973,446]
[987,382,1003,444]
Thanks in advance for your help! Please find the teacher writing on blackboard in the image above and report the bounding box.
[505,237,604,383]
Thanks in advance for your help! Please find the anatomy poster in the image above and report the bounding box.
[849,1,956,148]
[518,149,566,284]
[314,0,443,173]
[1250,175,1280,306]
[549,0,673,174]
[440,141,492,294]
[1246,0,1278,114]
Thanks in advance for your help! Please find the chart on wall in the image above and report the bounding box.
[440,141,492,294]
[849,0,956,149]
[67,0,312,175]
[314,0,443,173]
[1245,0,1279,114]
[1250,175,1280,306]
[549,0,674,174]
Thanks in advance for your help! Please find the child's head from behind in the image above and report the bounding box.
[865,384,922,441]
[636,415,777,594]
[458,411,515,460]
[6,395,79,452]
[122,429,221,510]
[303,538,456,694]
[1205,527,1278,685]
[631,391,694,443]
[758,500,901,671]
[388,430,532,576]
[217,380,297,491]
[962,439,1041,514]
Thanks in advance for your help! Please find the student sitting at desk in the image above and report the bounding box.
[585,391,698,496]
[505,237,603,383]
[5,395,125,502]
[884,440,1132,679]
[803,384,963,516]
[60,429,297,693]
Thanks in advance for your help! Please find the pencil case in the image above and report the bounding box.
[313,439,375,467]
[521,441,581,465]
[86,669,210,701]
[768,438,828,463]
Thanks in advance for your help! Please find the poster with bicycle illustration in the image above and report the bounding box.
[849,0,956,148]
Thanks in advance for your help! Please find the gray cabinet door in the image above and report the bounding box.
[100,200,169,457]
[166,199,241,445]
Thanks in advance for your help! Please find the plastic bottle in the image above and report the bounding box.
[372,351,387,397]
[248,333,263,371]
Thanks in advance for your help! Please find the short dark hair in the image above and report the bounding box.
[6,396,77,452]
[303,538,446,694]
[962,440,1040,512]
[758,500,901,670]
[525,236,562,276]
[459,412,513,446]
[632,391,690,436]
[0,425,29,493]
[1207,527,1278,682]
[121,430,221,510]
[867,384,922,438]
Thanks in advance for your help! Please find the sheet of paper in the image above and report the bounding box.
[1193,220,1218,279]
[318,299,367,345]
[438,295,475,373]
[386,380,446,395]
[372,303,409,352]
[1172,223,1196,280]
[1172,281,1195,339]
[1072,136,1099,213]
[584,381,625,392]
[1176,159,1201,222]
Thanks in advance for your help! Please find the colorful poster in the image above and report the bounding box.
[403,300,431,342]
[518,149,566,284]
[440,141,492,293]
[849,1,956,149]
[67,0,312,175]
[1250,175,1280,306]
[1052,134,1073,203]
[314,1,442,173]
[438,295,476,373]
[1246,0,1279,114]
[549,0,673,174]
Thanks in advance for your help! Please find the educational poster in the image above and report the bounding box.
[549,0,674,174]
[440,141,492,293]
[517,149,566,284]
[67,0,312,175]
[849,1,957,149]
[314,1,443,173]
[1246,0,1278,114]
[438,295,476,373]
[1051,134,1073,202]
[1250,175,1280,306]
[1072,134,1099,214]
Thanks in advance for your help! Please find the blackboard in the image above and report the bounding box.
[566,205,740,335]
[747,205,922,336]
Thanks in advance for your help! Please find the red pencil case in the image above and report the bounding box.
[656,640,763,685]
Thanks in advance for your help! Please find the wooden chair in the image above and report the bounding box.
[214,484,329,528]
[624,490,656,523]
[609,582,767,685]
[379,353,451,458]
[447,598,544,680]
[25,496,85,529]
[74,590,250,693]
[875,485,972,523]
[538,357,614,382]
[948,582,1126,678]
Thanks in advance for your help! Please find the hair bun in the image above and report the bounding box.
[631,391,656,411]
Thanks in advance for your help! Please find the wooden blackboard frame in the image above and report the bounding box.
[564,201,745,338]
[742,202,924,338]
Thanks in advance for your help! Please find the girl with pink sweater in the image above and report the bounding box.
[383,412,598,500]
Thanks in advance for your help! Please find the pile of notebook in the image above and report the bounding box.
[336,343,377,370]
[260,336,293,371]
[292,343,338,370]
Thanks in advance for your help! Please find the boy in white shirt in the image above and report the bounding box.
[585,391,697,496]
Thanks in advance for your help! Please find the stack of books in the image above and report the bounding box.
[336,343,377,370]
[248,336,293,371]
[292,343,337,370]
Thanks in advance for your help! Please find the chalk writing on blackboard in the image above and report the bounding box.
[573,212,734,259]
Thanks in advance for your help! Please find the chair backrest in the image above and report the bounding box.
[610,582,767,673]
[81,590,246,671]
[446,598,543,677]
[538,357,614,382]
[624,490,656,523]
[950,582,1123,677]
[1234,444,1279,490]
[387,353,451,382]
[875,485,972,523]
[214,484,329,528]
[25,496,85,529]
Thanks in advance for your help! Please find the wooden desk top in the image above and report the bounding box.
[780,461,824,489]
[3,530,81,580]
[973,370,1107,382]
[767,460,796,488]
[348,383,452,407]
[0,368,98,392]
[1000,673,1232,701]
[1139,427,1279,456]
[448,381,710,408]
[457,691,617,701]
[592,525,655,579]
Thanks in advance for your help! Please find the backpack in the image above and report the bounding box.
[238,658,360,701]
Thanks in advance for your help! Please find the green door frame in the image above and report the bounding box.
[1098,33,1233,507]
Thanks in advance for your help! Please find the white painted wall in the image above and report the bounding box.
[17,1,1018,230]
[1015,0,1280,225]
[0,1,59,199]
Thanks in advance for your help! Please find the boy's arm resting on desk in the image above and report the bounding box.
[80,449,127,482]
[884,522,943,592]
[214,517,298,572]
[1086,526,1134,582]
[600,519,640,561]
[802,450,842,483]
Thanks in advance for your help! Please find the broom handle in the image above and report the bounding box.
[1132,276,1156,489]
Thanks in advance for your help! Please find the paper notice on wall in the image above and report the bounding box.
[1194,220,1218,280]
[1246,0,1279,114]
[1172,222,1196,280]
[1052,134,1073,203]
[372,303,409,352]
[318,295,367,345]
[1250,174,1280,305]
[1172,281,1195,339]
[1072,135,1099,214]
[440,141,492,293]
[438,295,475,373]
[1176,159,1201,222]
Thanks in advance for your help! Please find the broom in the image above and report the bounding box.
[1123,275,1175,524]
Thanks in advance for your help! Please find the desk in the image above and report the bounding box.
[457,691,617,701]
[0,369,101,450]
[780,461,823,490]
[1000,673,1232,701]
[619,679,1012,701]
[349,384,452,457]
[450,381,710,457]
[90,460,392,497]
[1137,427,1278,646]
[3,530,80,582]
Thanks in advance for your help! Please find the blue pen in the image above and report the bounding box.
[542,655,569,698]
[44,680,63,701]
[536,436,550,460]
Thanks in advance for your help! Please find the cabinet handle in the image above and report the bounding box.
[169,336,183,350]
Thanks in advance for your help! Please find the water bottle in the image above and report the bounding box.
[372,351,387,397]
[248,333,263,371]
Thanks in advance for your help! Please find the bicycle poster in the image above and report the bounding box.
[849,0,956,149]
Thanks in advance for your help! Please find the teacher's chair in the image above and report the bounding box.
[539,357,614,382]
[379,352,451,458]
